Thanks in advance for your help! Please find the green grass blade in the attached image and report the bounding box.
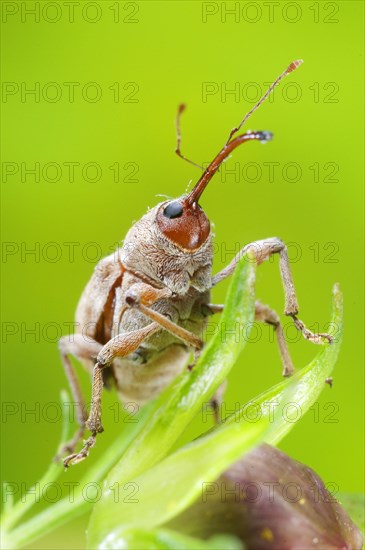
[2,254,256,550]
[4,403,153,550]
[88,414,274,547]
[87,255,257,542]
[89,284,343,548]
[99,254,256,489]
[338,493,365,536]
[220,283,343,446]
[99,527,242,550]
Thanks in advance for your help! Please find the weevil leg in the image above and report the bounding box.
[187,348,202,371]
[185,343,225,423]
[184,333,226,423]
[137,303,204,350]
[125,287,204,351]
[209,381,228,424]
[204,301,293,375]
[254,300,294,376]
[205,303,224,314]
[203,300,293,422]
[212,237,333,345]
[55,335,103,462]
[64,322,160,467]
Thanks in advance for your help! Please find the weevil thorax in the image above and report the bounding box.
[121,193,213,296]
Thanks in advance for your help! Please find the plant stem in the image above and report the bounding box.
[2,391,71,532]
[2,403,152,549]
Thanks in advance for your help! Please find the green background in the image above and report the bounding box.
[1,1,364,548]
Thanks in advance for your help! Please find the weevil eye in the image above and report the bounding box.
[163,201,183,219]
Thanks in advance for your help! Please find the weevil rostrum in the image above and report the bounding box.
[57,60,333,467]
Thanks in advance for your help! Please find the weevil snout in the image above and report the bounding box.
[156,130,273,252]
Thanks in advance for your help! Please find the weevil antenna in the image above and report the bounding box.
[175,104,204,170]
[185,60,303,206]
[226,60,303,144]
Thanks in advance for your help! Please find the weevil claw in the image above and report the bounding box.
[291,315,334,345]
[63,453,78,469]
[63,434,97,467]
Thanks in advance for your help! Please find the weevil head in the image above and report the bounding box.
[155,195,210,251]
[154,159,218,252]
[121,185,213,295]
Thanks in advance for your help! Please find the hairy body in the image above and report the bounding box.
[57,60,332,467]
[73,206,212,404]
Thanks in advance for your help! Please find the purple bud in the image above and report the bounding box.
[167,444,363,550]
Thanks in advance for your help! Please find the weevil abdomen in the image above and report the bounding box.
[113,344,190,405]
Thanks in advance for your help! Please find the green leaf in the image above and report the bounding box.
[220,283,343,446]
[88,254,257,543]
[103,254,257,488]
[89,406,276,547]
[2,253,256,550]
[338,493,365,536]
[89,284,343,549]
[99,527,242,550]
[1,390,72,534]
[3,403,153,550]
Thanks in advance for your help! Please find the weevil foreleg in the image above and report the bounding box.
[125,286,204,351]
[55,335,102,462]
[63,322,160,467]
[212,237,333,345]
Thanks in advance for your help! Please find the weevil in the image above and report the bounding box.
[57,60,332,467]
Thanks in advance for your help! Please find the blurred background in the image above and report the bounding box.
[1,1,364,547]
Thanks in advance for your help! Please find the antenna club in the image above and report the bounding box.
[287,59,304,73]
[259,131,274,143]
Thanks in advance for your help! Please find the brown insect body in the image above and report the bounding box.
[58,60,333,467]
[76,203,213,405]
